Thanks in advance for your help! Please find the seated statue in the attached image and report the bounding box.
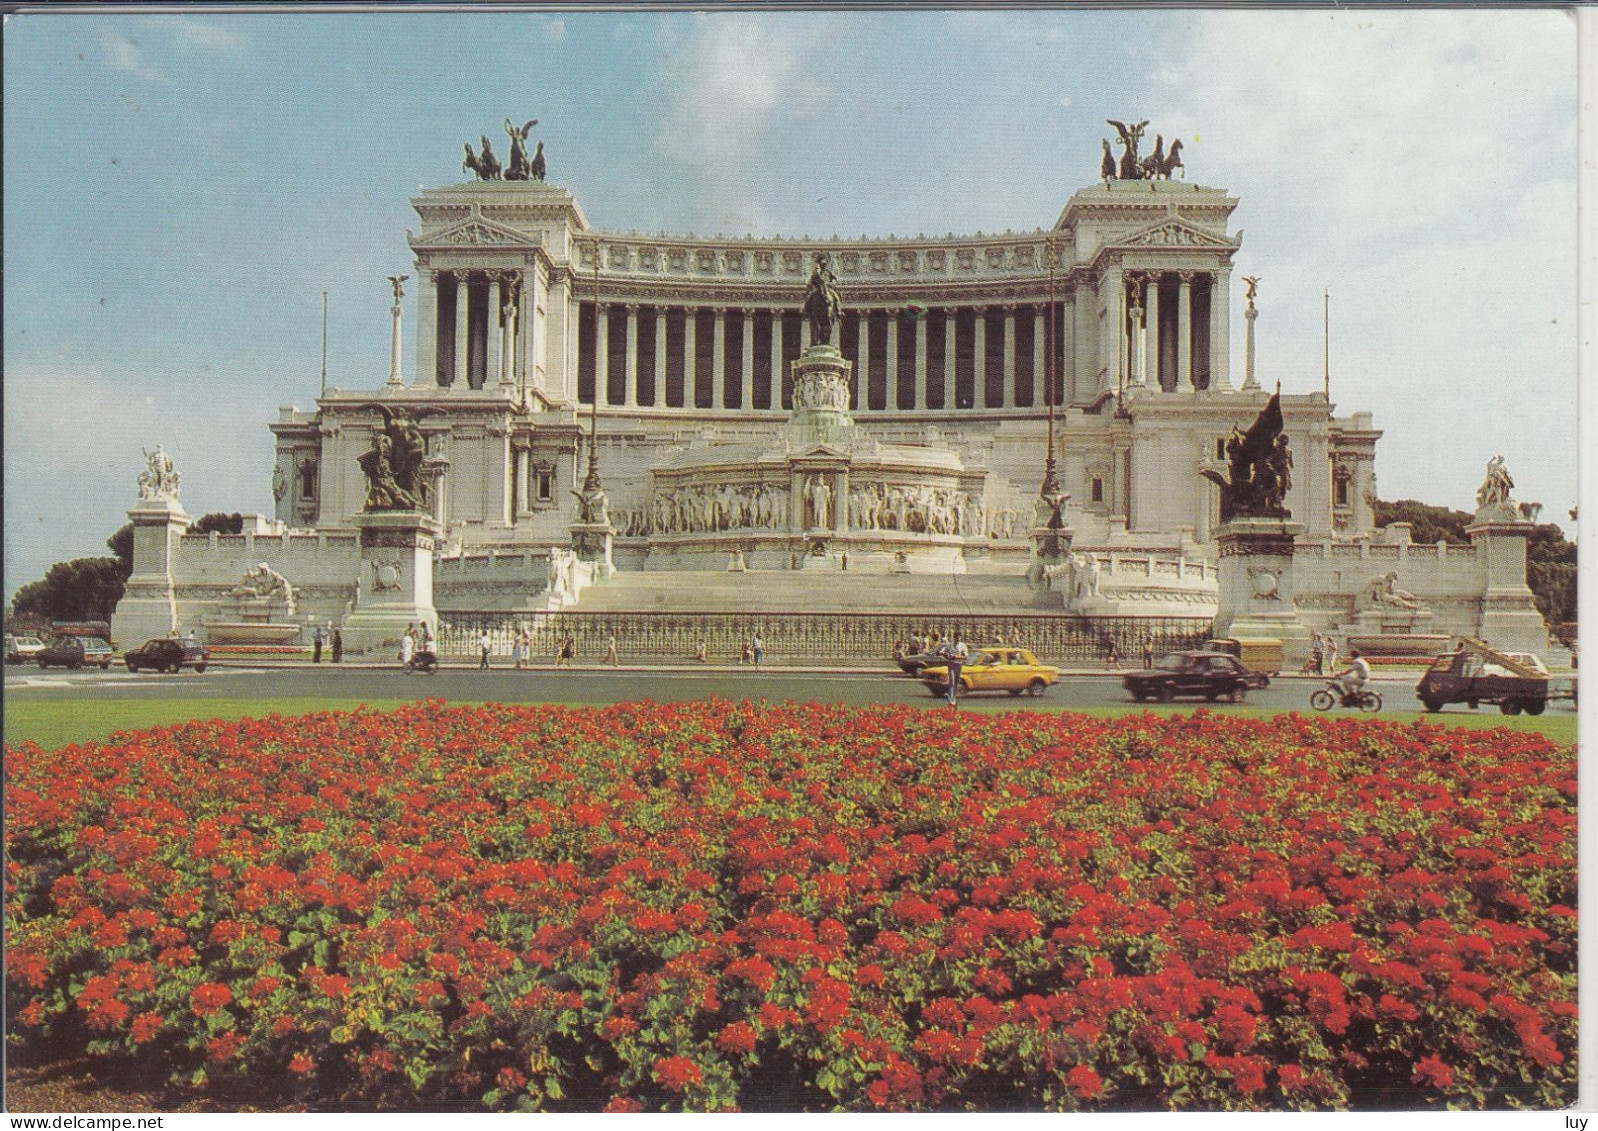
[1369,570,1420,610]
[227,563,297,617]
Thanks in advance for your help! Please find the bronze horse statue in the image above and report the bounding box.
[463,136,501,181]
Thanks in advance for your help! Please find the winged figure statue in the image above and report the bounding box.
[504,118,538,180]
[1107,118,1149,180]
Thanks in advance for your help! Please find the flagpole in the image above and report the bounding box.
[1322,287,1330,400]
[320,289,329,397]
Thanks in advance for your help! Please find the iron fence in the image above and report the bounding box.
[436,610,1213,665]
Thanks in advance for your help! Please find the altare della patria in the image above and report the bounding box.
[111,119,1551,665]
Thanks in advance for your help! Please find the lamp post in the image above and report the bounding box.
[583,238,604,500]
[1036,240,1066,544]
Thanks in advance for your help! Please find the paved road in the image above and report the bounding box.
[5,662,1552,717]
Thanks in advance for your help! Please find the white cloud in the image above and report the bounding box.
[654,14,833,229]
[98,30,166,82]
[157,15,243,52]
[1150,10,1576,518]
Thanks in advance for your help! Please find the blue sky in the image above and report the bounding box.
[3,8,1578,600]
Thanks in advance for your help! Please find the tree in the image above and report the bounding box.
[107,524,134,576]
[10,558,129,624]
[190,512,245,536]
[1370,498,1472,546]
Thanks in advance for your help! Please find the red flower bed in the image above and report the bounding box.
[4,702,1576,1111]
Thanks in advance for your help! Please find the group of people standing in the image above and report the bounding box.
[399,622,434,668]
[310,623,342,663]
[1307,632,1340,676]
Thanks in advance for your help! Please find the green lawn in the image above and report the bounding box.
[3,695,1576,751]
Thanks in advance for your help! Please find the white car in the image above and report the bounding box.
[5,635,47,664]
[1480,651,1549,677]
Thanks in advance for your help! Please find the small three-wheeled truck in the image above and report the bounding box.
[1414,639,1551,715]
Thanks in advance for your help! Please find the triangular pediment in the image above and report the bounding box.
[410,215,538,249]
[1113,217,1238,250]
[797,444,850,459]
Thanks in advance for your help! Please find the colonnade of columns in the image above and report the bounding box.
[1118,268,1231,393]
[429,269,530,390]
[575,301,1094,412]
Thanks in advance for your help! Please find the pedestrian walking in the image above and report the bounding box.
[1308,633,1325,675]
[753,633,764,669]
[330,628,343,664]
[1105,641,1120,670]
[479,631,492,670]
[312,625,324,663]
[1324,637,1340,676]
[695,640,708,663]
[943,633,968,707]
[513,630,527,670]
[606,632,619,667]
[400,627,415,669]
[1142,635,1155,669]
[421,622,435,654]
[558,632,576,668]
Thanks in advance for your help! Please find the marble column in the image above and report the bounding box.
[1211,269,1232,391]
[486,276,503,387]
[497,276,517,388]
[1178,272,1195,391]
[624,304,639,408]
[857,311,871,411]
[1129,278,1146,387]
[386,285,405,387]
[417,268,437,389]
[799,317,811,351]
[454,274,470,389]
[914,316,928,411]
[1002,305,1017,409]
[1032,307,1047,406]
[741,309,755,411]
[683,307,698,408]
[1074,284,1094,400]
[595,303,610,406]
[519,269,535,396]
[943,312,957,413]
[1098,265,1123,393]
[1144,273,1161,391]
[973,309,988,409]
[770,310,785,410]
[655,307,668,408]
[885,313,900,413]
[712,307,727,410]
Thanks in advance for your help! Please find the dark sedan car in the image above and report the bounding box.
[125,638,209,673]
[1124,651,1268,703]
[36,636,115,670]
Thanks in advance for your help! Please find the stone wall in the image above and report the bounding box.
[166,530,361,641]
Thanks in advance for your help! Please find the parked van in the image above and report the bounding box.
[1205,638,1283,677]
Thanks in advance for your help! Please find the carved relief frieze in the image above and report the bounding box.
[781,251,805,275]
[607,245,632,270]
[956,249,976,271]
[839,251,861,274]
[985,247,1007,269]
[868,251,889,274]
[638,247,659,270]
[695,249,718,273]
[926,249,947,271]
[723,249,746,273]
[754,251,775,274]
[667,248,687,272]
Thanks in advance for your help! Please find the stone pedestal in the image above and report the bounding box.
[571,522,615,579]
[1214,518,1313,662]
[339,510,440,655]
[789,345,855,445]
[1467,519,1548,653]
[111,497,192,647]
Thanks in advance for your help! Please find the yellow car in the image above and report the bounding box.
[919,647,1061,698]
